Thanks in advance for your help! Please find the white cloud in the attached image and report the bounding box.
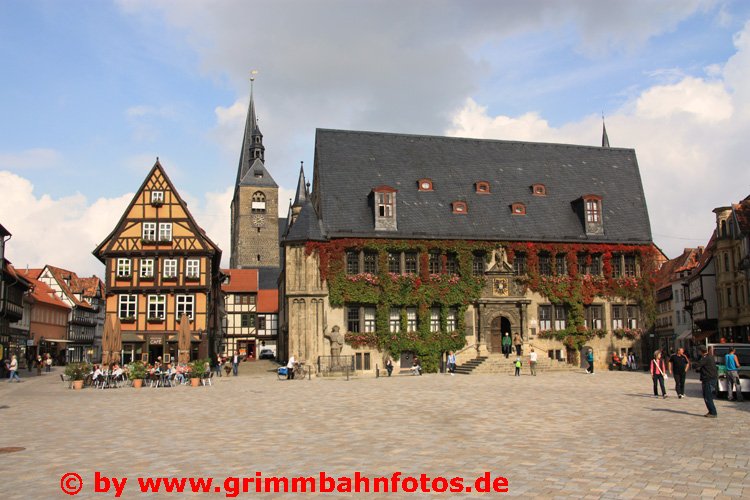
[0,171,131,276]
[446,33,750,259]
[0,148,62,170]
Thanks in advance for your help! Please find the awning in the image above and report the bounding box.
[693,331,716,342]
[676,330,692,341]
[43,339,73,343]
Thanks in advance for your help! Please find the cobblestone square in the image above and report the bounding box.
[1,364,749,499]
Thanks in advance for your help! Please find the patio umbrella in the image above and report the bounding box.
[178,314,191,364]
[101,314,113,367]
[111,316,122,364]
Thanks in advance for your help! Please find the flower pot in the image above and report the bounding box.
[72,380,84,390]
[190,378,200,387]
[132,379,143,389]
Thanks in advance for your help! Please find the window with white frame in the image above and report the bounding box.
[446,309,457,332]
[406,308,418,332]
[163,259,177,278]
[585,305,602,329]
[116,258,131,277]
[363,307,376,333]
[585,199,601,223]
[151,191,164,204]
[176,295,195,320]
[389,308,400,333]
[158,222,172,242]
[186,259,200,278]
[377,192,394,218]
[147,295,166,320]
[430,307,440,332]
[626,305,639,329]
[539,305,552,331]
[554,306,567,330]
[140,258,154,278]
[612,305,624,329]
[118,295,137,319]
[142,222,156,241]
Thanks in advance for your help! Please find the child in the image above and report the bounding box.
[514,358,522,377]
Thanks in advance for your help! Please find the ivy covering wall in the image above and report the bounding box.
[305,239,657,372]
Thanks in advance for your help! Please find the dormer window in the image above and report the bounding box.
[511,202,526,215]
[452,201,468,214]
[475,181,490,194]
[372,186,397,231]
[532,184,546,196]
[150,191,164,205]
[417,178,433,191]
[581,194,604,235]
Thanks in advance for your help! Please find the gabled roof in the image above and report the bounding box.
[654,247,701,289]
[4,263,32,289]
[311,129,652,243]
[42,265,95,310]
[239,158,278,187]
[220,268,258,293]
[93,160,222,260]
[689,232,716,278]
[22,273,70,310]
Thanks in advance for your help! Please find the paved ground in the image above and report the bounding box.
[1,362,749,499]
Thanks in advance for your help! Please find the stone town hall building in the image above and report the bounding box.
[233,96,656,373]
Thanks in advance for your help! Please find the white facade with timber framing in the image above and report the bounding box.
[93,160,223,365]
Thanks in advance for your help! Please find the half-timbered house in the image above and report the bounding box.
[93,160,222,364]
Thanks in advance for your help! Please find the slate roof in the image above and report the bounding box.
[258,267,281,290]
[239,158,278,187]
[310,129,653,244]
[285,200,325,242]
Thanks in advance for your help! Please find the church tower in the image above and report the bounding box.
[230,76,280,269]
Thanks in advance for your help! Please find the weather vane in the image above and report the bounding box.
[250,69,259,95]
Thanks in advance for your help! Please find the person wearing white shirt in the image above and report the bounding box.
[286,355,296,380]
[447,351,457,376]
[529,349,538,376]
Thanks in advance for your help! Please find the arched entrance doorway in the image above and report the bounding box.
[489,316,512,353]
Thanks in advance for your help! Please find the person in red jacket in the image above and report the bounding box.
[650,350,668,398]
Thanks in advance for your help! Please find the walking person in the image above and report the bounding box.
[447,351,456,376]
[514,357,522,376]
[232,352,239,377]
[7,355,20,382]
[669,348,690,398]
[513,333,522,356]
[628,352,637,371]
[529,348,538,376]
[45,353,52,372]
[650,350,668,398]
[214,354,223,377]
[694,345,718,418]
[502,333,512,359]
[724,347,744,402]
[385,356,393,377]
[586,349,594,374]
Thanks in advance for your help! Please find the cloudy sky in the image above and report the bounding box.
[2,0,750,276]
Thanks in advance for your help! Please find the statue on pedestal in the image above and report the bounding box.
[324,325,344,358]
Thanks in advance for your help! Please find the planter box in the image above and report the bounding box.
[190,378,201,387]
[72,380,84,390]
[132,379,143,388]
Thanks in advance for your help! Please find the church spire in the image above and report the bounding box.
[601,113,610,148]
[235,70,266,187]
[293,161,307,207]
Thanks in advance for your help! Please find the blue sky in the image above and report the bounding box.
[2,0,750,275]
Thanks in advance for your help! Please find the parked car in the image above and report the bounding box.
[259,349,275,360]
[708,343,750,397]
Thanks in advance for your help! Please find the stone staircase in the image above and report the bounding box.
[455,353,578,375]
[454,356,488,375]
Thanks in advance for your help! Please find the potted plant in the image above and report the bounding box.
[128,361,147,388]
[64,362,91,390]
[188,359,207,386]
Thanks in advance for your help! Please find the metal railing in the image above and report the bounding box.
[317,355,354,377]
